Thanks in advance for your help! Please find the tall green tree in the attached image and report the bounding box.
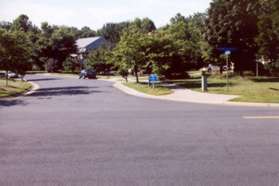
[111,25,148,83]
[0,29,32,84]
[256,0,279,75]
[38,24,77,72]
[148,13,207,78]
[205,0,260,73]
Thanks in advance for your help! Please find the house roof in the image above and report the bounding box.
[76,36,105,53]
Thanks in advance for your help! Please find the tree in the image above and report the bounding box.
[146,13,207,78]
[0,21,12,30]
[98,22,130,44]
[49,27,77,71]
[63,57,80,73]
[256,0,279,75]
[38,25,77,72]
[0,29,32,84]
[144,32,181,78]
[11,14,33,32]
[205,0,260,73]
[78,26,96,38]
[86,46,113,74]
[132,18,156,33]
[111,25,148,83]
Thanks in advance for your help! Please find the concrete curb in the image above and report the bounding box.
[113,81,279,107]
[24,81,40,96]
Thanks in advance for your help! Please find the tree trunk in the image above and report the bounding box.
[219,64,223,75]
[134,65,139,83]
[5,70,8,87]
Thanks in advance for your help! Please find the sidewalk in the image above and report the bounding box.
[114,82,236,104]
[112,80,279,107]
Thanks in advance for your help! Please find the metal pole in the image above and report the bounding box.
[256,61,259,77]
[226,55,229,92]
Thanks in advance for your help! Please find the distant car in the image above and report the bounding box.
[85,69,97,79]
[0,72,5,78]
[7,72,19,78]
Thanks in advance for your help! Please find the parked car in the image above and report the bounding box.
[0,72,5,78]
[85,69,97,79]
[7,72,19,78]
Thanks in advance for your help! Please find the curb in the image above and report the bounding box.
[24,81,40,96]
[113,81,279,107]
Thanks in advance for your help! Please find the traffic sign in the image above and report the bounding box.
[218,47,237,53]
[149,74,158,82]
[225,50,231,55]
[149,74,159,88]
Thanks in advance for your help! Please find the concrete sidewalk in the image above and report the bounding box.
[113,81,279,107]
[114,81,237,104]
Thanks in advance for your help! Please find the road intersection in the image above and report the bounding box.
[0,74,279,185]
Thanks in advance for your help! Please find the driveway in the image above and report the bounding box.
[0,74,279,186]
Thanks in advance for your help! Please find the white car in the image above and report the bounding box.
[7,72,19,78]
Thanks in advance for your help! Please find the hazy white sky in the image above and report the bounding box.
[0,0,211,30]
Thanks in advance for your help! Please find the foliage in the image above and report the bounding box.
[85,46,113,74]
[2,9,279,79]
[38,25,77,72]
[0,29,32,76]
[63,57,80,73]
[111,25,148,83]
[144,13,207,79]
[97,18,156,45]
[256,0,279,75]
[118,68,129,82]
[97,22,130,44]
[205,0,260,72]
[78,26,97,38]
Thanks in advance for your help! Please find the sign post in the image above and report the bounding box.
[225,50,231,92]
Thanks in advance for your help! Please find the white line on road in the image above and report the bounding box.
[243,116,279,120]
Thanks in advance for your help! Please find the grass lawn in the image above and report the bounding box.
[124,82,173,96]
[171,75,279,103]
[0,79,32,98]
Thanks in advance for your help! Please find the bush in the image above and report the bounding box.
[63,57,80,73]
[242,71,255,77]
[118,68,129,82]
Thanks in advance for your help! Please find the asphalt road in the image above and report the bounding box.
[0,74,279,186]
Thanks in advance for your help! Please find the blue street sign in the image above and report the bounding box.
[149,74,158,83]
[225,50,231,55]
[217,47,237,53]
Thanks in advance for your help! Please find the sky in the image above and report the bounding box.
[0,0,212,30]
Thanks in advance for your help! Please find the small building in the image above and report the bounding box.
[73,36,106,69]
[76,36,106,55]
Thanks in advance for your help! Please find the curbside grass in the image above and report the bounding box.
[0,79,32,98]
[124,82,173,96]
